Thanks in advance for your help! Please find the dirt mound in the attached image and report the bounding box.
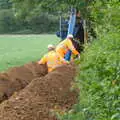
[24,62,48,77]
[0,73,11,102]
[0,62,47,103]
[0,64,78,120]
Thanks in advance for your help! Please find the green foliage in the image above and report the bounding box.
[26,13,59,33]
[11,0,88,18]
[60,31,120,120]
[0,0,12,9]
[80,32,119,119]
[0,0,16,33]
[59,0,120,120]
[0,0,59,34]
[0,9,16,33]
[88,0,120,36]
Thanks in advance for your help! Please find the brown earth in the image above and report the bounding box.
[0,64,78,120]
[0,62,48,103]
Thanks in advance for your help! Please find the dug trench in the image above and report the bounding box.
[0,62,48,103]
[0,63,78,120]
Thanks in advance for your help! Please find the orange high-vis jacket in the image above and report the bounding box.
[56,38,79,58]
[38,50,67,72]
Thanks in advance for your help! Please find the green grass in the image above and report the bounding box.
[0,34,59,71]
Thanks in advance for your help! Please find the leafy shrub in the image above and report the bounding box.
[59,1,120,120]
[60,28,120,120]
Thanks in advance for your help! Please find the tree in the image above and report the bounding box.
[0,0,12,9]
[0,0,16,33]
[11,0,89,19]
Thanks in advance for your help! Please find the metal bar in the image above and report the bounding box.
[59,15,62,40]
[67,8,76,36]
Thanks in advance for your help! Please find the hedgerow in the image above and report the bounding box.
[59,0,120,119]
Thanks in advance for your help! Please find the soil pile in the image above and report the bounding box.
[0,62,47,103]
[0,64,78,120]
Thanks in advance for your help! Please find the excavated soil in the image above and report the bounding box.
[0,64,78,120]
[0,62,48,103]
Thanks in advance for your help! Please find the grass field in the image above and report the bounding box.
[0,34,59,72]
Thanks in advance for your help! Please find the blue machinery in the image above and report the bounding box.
[56,8,85,61]
[56,8,77,40]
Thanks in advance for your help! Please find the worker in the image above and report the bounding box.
[56,34,80,61]
[38,44,68,72]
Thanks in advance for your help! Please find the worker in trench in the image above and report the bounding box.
[38,44,68,72]
[56,34,80,61]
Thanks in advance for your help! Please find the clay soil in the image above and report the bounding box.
[0,62,48,103]
[0,64,78,120]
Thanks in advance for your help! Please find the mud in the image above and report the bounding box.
[0,64,78,120]
[0,62,47,103]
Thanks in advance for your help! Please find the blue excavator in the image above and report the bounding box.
[56,8,85,61]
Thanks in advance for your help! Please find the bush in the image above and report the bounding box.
[26,13,59,33]
[60,30,120,120]
[0,9,16,33]
[60,1,120,120]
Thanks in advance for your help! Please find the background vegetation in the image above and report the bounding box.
[0,0,59,34]
[60,30,120,120]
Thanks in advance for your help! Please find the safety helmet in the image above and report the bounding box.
[47,44,55,49]
[67,34,73,38]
